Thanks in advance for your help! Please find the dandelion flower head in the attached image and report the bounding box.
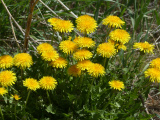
[39,76,57,90]
[150,58,160,70]
[0,55,13,69]
[0,87,7,96]
[74,36,95,48]
[41,50,59,62]
[37,43,54,54]
[76,15,97,34]
[12,94,21,100]
[48,18,60,26]
[87,63,105,77]
[59,39,77,55]
[23,78,40,91]
[144,68,160,83]
[54,19,74,33]
[109,80,124,91]
[13,53,33,69]
[77,60,93,71]
[73,49,93,61]
[0,70,16,87]
[109,29,131,44]
[50,57,67,68]
[102,15,125,28]
[97,42,116,58]
[133,41,154,54]
[67,65,81,77]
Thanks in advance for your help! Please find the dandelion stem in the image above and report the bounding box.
[14,101,17,120]
[103,57,109,69]
[46,91,51,104]
[21,69,23,80]
[103,27,112,42]
[0,105,4,120]
[24,90,31,109]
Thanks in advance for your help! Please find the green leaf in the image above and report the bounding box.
[46,104,55,114]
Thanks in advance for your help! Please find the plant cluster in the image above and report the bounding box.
[0,10,158,120]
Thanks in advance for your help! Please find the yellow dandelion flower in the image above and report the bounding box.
[73,49,93,61]
[108,39,116,45]
[109,29,131,44]
[87,63,105,77]
[133,41,154,54]
[144,68,160,82]
[102,15,125,28]
[77,60,93,71]
[76,15,97,34]
[0,87,7,96]
[74,37,95,48]
[67,65,81,77]
[97,42,116,58]
[12,94,21,100]
[117,44,127,51]
[48,18,60,26]
[53,19,74,33]
[37,43,54,54]
[0,55,13,69]
[13,53,33,69]
[0,70,16,87]
[39,76,57,90]
[41,50,59,62]
[150,58,160,70]
[50,57,67,68]
[109,80,124,91]
[23,78,40,91]
[59,40,77,55]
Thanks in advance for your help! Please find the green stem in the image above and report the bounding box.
[86,78,94,104]
[24,90,31,109]
[103,90,116,110]
[46,91,51,104]
[21,69,24,80]
[14,101,17,120]
[103,57,109,69]
[0,106,4,120]
[103,27,112,42]
[79,71,84,88]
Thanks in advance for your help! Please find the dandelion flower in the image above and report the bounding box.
[117,44,127,51]
[77,60,93,71]
[23,78,40,91]
[133,41,154,54]
[59,39,77,55]
[68,65,81,77]
[0,70,16,87]
[0,87,7,96]
[76,15,97,34]
[144,68,160,82]
[97,42,116,58]
[0,55,13,69]
[37,43,54,54]
[39,76,57,90]
[13,53,33,69]
[12,94,21,100]
[53,19,74,33]
[41,50,59,62]
[87,63,105,77]
[108,39,116,45]
[48,18,60,26]
[150,58,160,70]
[102,15,125,28]
[109,80,124,91]
[50,57,67,68]
[73,49,93,61]
[74,37,95,48]
[109,29,131,44]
